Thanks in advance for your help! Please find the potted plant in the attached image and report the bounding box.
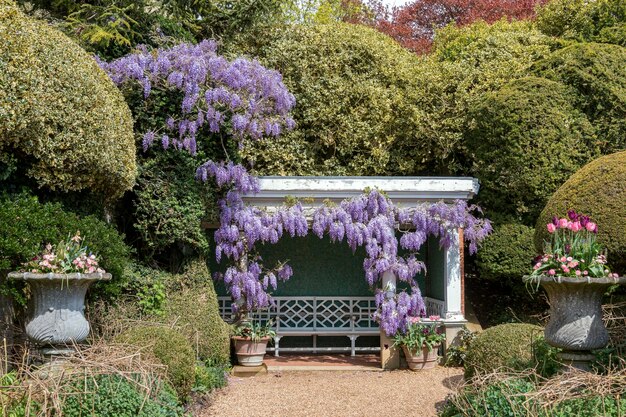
[8,232,111,354]
[392,315,446,371]
[232,318,276,367]
[524,211,625,370]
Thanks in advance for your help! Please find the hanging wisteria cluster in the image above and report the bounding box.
[197,161,307,314]
[199,161,492,335]
[98,40,296,154]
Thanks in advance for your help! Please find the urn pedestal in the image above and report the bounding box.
[523,275,626,371]
[8,272,111,355]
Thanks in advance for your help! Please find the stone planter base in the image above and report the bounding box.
[558,351,596,372]
[402,344,440,371]
[233,336,270,367]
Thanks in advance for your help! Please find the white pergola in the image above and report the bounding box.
[233,176,480,369]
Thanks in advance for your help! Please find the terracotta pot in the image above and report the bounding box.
[402,344,440,371]
[233,336,270,367]
[7,272,111,352]
[523,275,626,370]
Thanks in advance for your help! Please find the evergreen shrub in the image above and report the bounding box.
[533,42,626,154]
[468,77,598,223]
[242,23,423,176]
[463,323,558,379]
[0,0,136,199]
[116,327,195,399]
[476,224,536,282]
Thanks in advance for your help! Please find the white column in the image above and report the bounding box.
[443,229,467,345]
[380,270,400,369]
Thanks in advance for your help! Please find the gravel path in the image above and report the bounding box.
[199,368,463,417]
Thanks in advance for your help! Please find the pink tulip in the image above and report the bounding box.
[563,267,570,274]
[575,270,582,276]
[547,223,556,234]
[548,269,556,276]
[559,218,569,228]
[583,270,589,276]
[570,221,582,232]
[586,222,597,232]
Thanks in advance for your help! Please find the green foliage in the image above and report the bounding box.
[476,224,536,282]
[0,193,131,298]
[61,374,183,417]
[464,323,559,379]
[241,23,424,176]
[115,327,196,400]
[192,362,228,394]
[123,263,168,316]
[467,77,598,223]
[0,1,136,200]
[444,327,478,367]
[440,378,536,417]
[532,42,626,154]
[394,20,554,175]
[535,151,626,273]
[133,151,212,261]
[536,0,626,45]
[162,259,231,365]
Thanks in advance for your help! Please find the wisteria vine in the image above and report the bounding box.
[199,161,492,335]
[98,40,296,154]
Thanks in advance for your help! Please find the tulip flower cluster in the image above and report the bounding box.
[532,211,619,279]
[23,232,105,274]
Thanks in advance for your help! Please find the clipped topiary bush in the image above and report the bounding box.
[532,42,626,154]
[116,327,195,399]
[535,151,626,272]
[163,259,231,365]
[0,193,131,295]
[463,323,556,379]
[61,374,183,417]
[536,0,626,45]
[476,224,536,282]
[0,0,136,199]
[467,76,598,223]
[242,23,423,176]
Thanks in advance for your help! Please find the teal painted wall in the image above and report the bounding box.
[426,236,446,301]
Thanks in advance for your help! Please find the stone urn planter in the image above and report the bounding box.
[232,336,270,367]
[8,272,111,353]
[402,344,440,371]
[523,275,626,370]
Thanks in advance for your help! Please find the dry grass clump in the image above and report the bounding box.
[0,341,168,416]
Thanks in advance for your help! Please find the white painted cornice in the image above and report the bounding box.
[242,176,480,209]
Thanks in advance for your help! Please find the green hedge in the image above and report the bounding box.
[0,193,131,295]
[476,224,536,282]
[464,323,558,379]
[0,0,136,199]
[242,22,423,176]
[532,42,626,154]
[162,260,231,365]
[116,327,196,400]
[467,77,598,223]
[535,151,626,272]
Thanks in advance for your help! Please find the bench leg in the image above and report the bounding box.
[349,335,359,357]
[274,336,282,357]
[313,334,317,354]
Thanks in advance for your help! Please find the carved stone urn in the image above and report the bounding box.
[523,275,626,370]
[8,272,111,353]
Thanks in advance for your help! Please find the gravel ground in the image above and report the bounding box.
[199,368,463,417]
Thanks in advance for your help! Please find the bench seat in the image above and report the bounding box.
[272,327,380,357]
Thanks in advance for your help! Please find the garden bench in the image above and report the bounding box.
[218,295,446,357]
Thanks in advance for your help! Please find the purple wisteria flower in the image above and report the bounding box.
[97,40,296,154]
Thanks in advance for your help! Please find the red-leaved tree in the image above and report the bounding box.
[372,0,549,54]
